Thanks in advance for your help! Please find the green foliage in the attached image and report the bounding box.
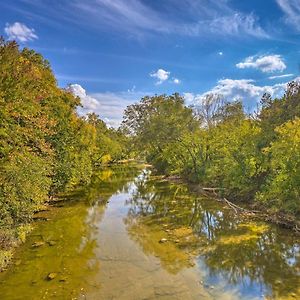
[86,113,128,166]
[0,152,52,225]
[205,119,264,199]
[257,118,300,213]
[1,33,300,257]
[0,38,129,243]
[122,94,198,174]
[123,87,300,215]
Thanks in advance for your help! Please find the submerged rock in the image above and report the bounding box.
[32,241,45,248]
[46,273,57,280]
[59,276,68,282]
[188,261,196,267]
[15,259,21,266]
[47,241,57,246]
[159,238,168,243]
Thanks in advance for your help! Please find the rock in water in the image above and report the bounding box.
[59,276,68,282]
[46,273,57,280]
[32,241,45,248]
[159,238,168,243]
[15,260,21,266]
[47,241,56,246]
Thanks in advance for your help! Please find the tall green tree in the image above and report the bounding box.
[122,94,199,174]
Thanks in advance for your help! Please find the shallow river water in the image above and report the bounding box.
[0,164,299,300]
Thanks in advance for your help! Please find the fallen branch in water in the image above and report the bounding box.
[200,187,300,234]
[202,188,258,214]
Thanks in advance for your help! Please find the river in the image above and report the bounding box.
[0,164,299,299]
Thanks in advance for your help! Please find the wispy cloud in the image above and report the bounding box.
[71,0,268,39]
[4,22,38,42]
[183,13,268,38]
[276,0,300,30]
[268,73,294,79]
[2,1,268,40]
[236,55,286,73]
[56,74,124,84]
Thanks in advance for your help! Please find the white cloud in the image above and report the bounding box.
[185,78,290,109]
[4,22,38,42]
[89,91,148,127]
[150,69,170,84]
[183,92,196,105]
[276,0,300,30]
[67,83,146,128]
[150,69,181,85]
[67,84,100,111]
[236,55,286,73]
[206,79,286,99]
[269,73,294,80]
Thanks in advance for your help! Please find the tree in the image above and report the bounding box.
[122,94,199,174]
[257,118,300,213]
[0,38,129,235]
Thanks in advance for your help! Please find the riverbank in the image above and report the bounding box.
[0,182,100,271]
[200,187,300,234]
[0,162,143,272]
[161,174,300,235]
[0,224,32,272]
[0,204,53,272]
[0,39,132,274]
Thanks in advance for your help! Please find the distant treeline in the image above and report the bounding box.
[0,38,128,238]
[122,87,300,216]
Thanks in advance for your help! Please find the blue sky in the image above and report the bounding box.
[1,0,300,126]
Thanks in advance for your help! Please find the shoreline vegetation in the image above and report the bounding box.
[120,89,300,232]
[1,39,300,271]
[159,174,300,234]
[0,38,130,271]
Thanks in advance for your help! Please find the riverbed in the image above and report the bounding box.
[0,164,299,299]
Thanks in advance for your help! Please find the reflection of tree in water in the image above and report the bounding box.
[125,171,300,299]
[0,164,143,299]
[65,164,141,206]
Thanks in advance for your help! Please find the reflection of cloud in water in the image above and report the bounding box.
[124,170,300,299]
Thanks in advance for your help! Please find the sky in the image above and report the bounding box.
[1,0,300,127]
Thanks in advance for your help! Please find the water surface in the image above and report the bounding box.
[0,165,299,299]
